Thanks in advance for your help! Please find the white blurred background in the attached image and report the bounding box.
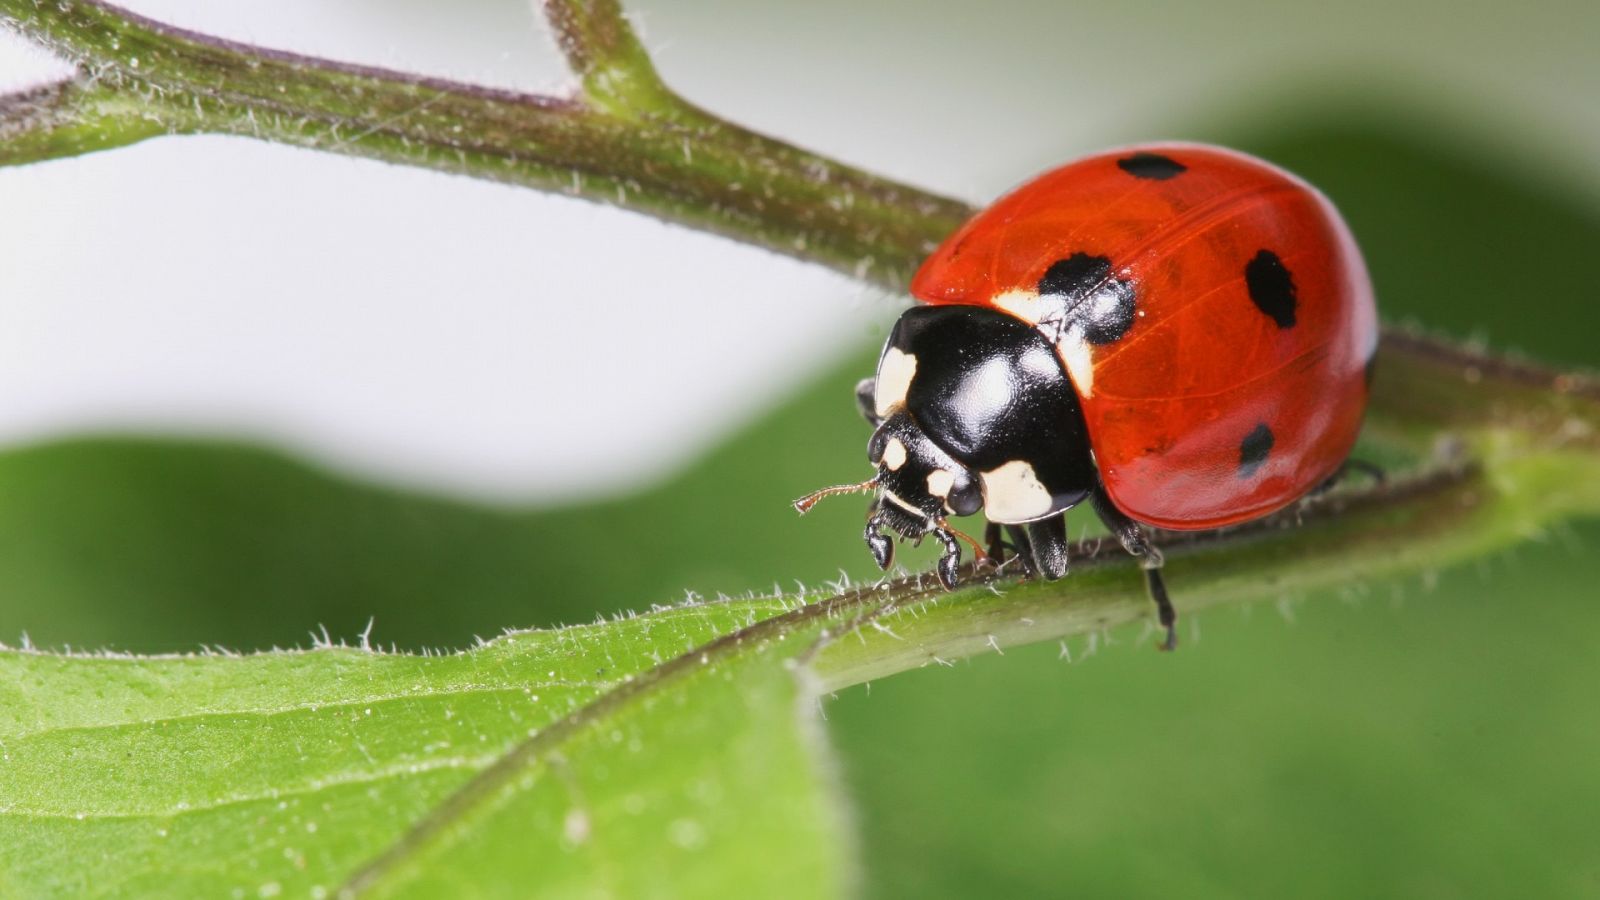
[1,0,1596,503]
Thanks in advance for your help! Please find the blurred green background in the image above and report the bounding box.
[4,0,1600,896]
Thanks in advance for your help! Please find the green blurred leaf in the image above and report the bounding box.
[0,597,850,897]
[0,346,887,655]
[831,517,1600,899]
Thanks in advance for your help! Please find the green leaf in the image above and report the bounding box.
[348,625,849,898]
[0,348,885,655]
[0,597,852,897]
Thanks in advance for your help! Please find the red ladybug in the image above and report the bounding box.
[797,144,1377,649]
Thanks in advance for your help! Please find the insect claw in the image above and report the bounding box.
[864,516,895,570]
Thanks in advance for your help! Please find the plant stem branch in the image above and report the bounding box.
[538,0,676,117]
[0,75,168,165]
[0,0,971,287]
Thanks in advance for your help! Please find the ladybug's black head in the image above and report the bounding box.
[867,411,983,536]
[790,410,982,587]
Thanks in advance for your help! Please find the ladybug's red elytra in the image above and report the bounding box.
[796,144,1377,649]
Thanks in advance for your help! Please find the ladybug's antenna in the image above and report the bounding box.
[792,478,879,515]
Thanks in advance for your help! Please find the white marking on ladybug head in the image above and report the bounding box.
[1058,333,1095,398]
[991,289,1043,325]
[980,459,1054,523]
[874,347,918,419]
[925,468,954,500]
[880,488,931,521]
[882,437,908,471]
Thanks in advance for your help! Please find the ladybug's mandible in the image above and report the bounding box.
[796,144,1377,649]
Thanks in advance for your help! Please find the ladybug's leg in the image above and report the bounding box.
[855,378,882,426]
[1310,458,1387,496]
[984,522,1005,561]
[1344,459,1387,484]
[1024,515,1069,580]
[931,528,962,589]
[1003,525,1037,576]
[1090,484,1177,652]
[983,522,1033,574]
[1142,568,1178,653]
[864,506,895,571]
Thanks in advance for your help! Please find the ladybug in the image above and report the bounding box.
[796,144,1377,649]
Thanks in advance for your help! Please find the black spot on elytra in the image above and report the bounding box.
[1244,249,1298,328]
[1116,152,1187,181]
[1239,423,1275,478]
[1038,253,1137,345]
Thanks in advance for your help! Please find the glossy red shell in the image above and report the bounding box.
[910,144,1377,530]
